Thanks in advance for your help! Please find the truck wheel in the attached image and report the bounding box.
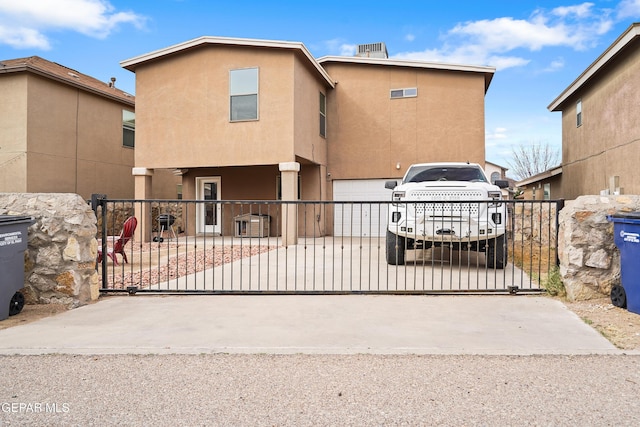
[386,230,406,265]
[486,235,506,269]
[611,285,627,308]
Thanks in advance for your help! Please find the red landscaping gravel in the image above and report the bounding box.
[104,244,277,289]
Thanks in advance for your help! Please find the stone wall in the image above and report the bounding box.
[558,195,640,301]
[0,193,99,307]
[97,202,184,235]
[512,201,558,245]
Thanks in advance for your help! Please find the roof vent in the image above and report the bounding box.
[67,72,80,79]
[356,42,388,59]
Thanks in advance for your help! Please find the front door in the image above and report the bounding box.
[197,177,221,235]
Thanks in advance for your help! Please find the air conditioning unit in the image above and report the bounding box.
[356,42,388,59]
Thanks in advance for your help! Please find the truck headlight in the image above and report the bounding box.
[392,191,406,206]
[488,191,502,207]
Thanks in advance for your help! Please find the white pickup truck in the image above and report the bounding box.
[385,162,509,268]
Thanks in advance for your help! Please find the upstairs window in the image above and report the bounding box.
[576,99,582,127]
[122,110,135,148]
[390,87,417,99]
[230,67,259,121]
[319,92,326,138]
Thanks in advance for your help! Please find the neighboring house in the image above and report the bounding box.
[120,36,495,238]
[548,23,640,199]
[484,161,514,198]
[0,56,177,200]
[515,165,563,200]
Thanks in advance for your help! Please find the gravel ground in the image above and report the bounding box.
[1,354,639,426]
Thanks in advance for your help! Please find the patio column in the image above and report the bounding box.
[132,167,153,243]
[279,162,299,246]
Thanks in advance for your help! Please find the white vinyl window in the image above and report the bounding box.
[576,99,582,127]
[390,87,418,99]
[319,92,326,138]
[230,68,258,121]
[122,110,135,148]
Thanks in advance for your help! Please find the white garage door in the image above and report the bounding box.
[333,179,393,237]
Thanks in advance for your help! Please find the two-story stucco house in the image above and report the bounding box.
[0,56,178,200]
[121,37,494,239]
[548,23,640,199]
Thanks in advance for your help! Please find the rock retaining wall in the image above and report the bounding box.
[0,193,99,307]
[559,195,640,301]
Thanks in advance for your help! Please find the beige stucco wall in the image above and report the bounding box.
[0,74,29,192]
[293,59,329,167]
[560,38,640,199]
[134,46,324,170]
[25,75,136,198]
[322,62,487,188]
[520,175,562,200]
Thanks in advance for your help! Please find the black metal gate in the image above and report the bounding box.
[95,198,562,295]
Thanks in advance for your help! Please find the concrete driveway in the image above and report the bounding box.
[0,294,626,355]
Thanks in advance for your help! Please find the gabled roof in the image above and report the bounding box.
[0,56,134,106]
[516,165,563,187]
[485,160,509,171]
[548,22,640,111]
[317,55,495,93]
[121,36,335,89]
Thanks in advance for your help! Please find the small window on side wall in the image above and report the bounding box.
[122,110,135,148]
[319,92,326,138]
[576,99,582,127]
[390,87,418,99]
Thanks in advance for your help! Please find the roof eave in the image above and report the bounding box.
[516,166,563,187]
[0,63,134,106]
[121,36,335,88]
[548,22,640,112]
[317,55,495,92]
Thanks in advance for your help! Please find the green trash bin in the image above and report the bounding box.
[0,215,34,320]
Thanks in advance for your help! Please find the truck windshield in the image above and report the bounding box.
[404,166,487,183]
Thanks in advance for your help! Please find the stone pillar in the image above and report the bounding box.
[133,167,153,243]
[279,162,300,246]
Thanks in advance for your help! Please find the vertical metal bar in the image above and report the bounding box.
[555,199,564,268]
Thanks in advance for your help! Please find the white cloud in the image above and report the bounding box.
[389,1,633,70]
[617,0,640,19]
[0,25,50,49]
[321,38,357,56]
[340,43,357,56]
[486,127,508,142]
[0,0,146,49]
[543,57,565,73]
[551,2,596,18]
[404,33,415,42]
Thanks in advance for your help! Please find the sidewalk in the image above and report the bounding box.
[0,294,626,355]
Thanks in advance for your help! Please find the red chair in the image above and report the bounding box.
[97,216,137,266]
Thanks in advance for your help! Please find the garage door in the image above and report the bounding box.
[333,179,393,237]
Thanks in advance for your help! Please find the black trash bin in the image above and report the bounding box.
[607,212,640,315]
[0,215,34,320]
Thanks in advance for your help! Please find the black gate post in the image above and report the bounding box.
[555,199,565,267]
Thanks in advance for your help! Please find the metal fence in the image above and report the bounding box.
[95,198,562,295]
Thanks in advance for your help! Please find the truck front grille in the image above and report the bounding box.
[408,190,484,217]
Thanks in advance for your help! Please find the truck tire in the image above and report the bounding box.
[486,235,506,269]
[386,230,406,265]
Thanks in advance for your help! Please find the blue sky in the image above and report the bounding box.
[1,0,639,170]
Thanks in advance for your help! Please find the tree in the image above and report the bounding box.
[507,142,560,181]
